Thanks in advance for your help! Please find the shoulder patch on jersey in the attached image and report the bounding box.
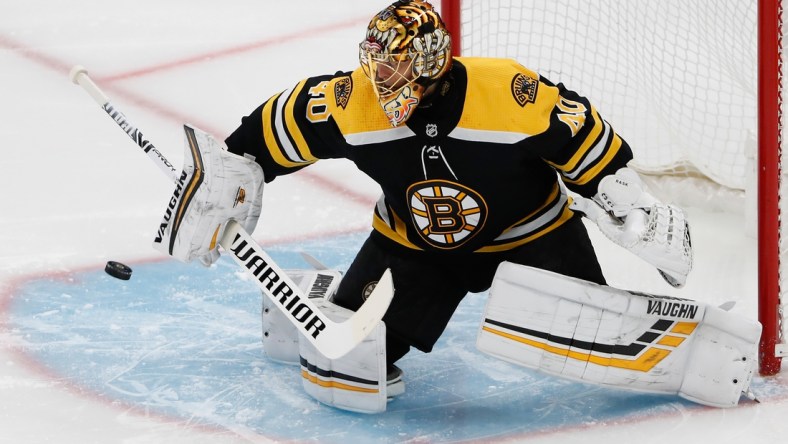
[327,69,399,143]
[450,58,556,142]
[511,72,539,107]
[334,76,352,109]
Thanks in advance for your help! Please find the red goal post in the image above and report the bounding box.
[440,0,785,376]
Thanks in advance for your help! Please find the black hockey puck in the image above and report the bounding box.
[105,261,132,280]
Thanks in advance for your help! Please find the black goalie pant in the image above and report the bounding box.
[332,214,606,366]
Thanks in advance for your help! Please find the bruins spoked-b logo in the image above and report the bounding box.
[512,72,538,107]
[407,180,487,249]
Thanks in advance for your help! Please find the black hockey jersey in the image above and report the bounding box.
[225,57,633,255]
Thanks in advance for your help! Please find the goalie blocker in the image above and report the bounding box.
[477,262,760,408]
[151,124,394,360]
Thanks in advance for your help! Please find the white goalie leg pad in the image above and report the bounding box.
[678,307,761,406]
[152,124,264,265]
[261,269,343,364]
[299,300,389,414]
[476,262,761,408]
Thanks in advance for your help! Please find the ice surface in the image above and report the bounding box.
[1,1,786,442]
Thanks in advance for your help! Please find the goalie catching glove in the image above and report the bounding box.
[153,124,264,265]
[572,168,693,287]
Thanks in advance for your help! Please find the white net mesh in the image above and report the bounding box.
[451,0,788,371]
[457,0,757,191]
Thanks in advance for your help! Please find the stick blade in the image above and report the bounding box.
[350,268,394,338]
[313,268,395,359]
[219,220,395,360]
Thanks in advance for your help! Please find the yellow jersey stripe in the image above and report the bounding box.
[476,205,574,252]
[284,79,318,163]
[565,133,623,185]
[262,91,302,168]
[546,106,604,172]
[496,183,561,239]
[372,213,423,250]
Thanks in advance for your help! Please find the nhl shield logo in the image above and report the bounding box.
[426,123,438,138]
[512,73,539,107]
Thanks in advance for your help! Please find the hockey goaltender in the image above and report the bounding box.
[151,0,761,413]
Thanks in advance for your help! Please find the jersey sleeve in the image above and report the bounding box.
[225,74,348,182]
[529,77,634,197]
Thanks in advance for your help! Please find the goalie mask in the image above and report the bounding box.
[359,0,452,127]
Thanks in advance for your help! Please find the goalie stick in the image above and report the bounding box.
[69,65,394,359]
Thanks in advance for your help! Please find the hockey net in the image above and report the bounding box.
[439,0,786,375]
